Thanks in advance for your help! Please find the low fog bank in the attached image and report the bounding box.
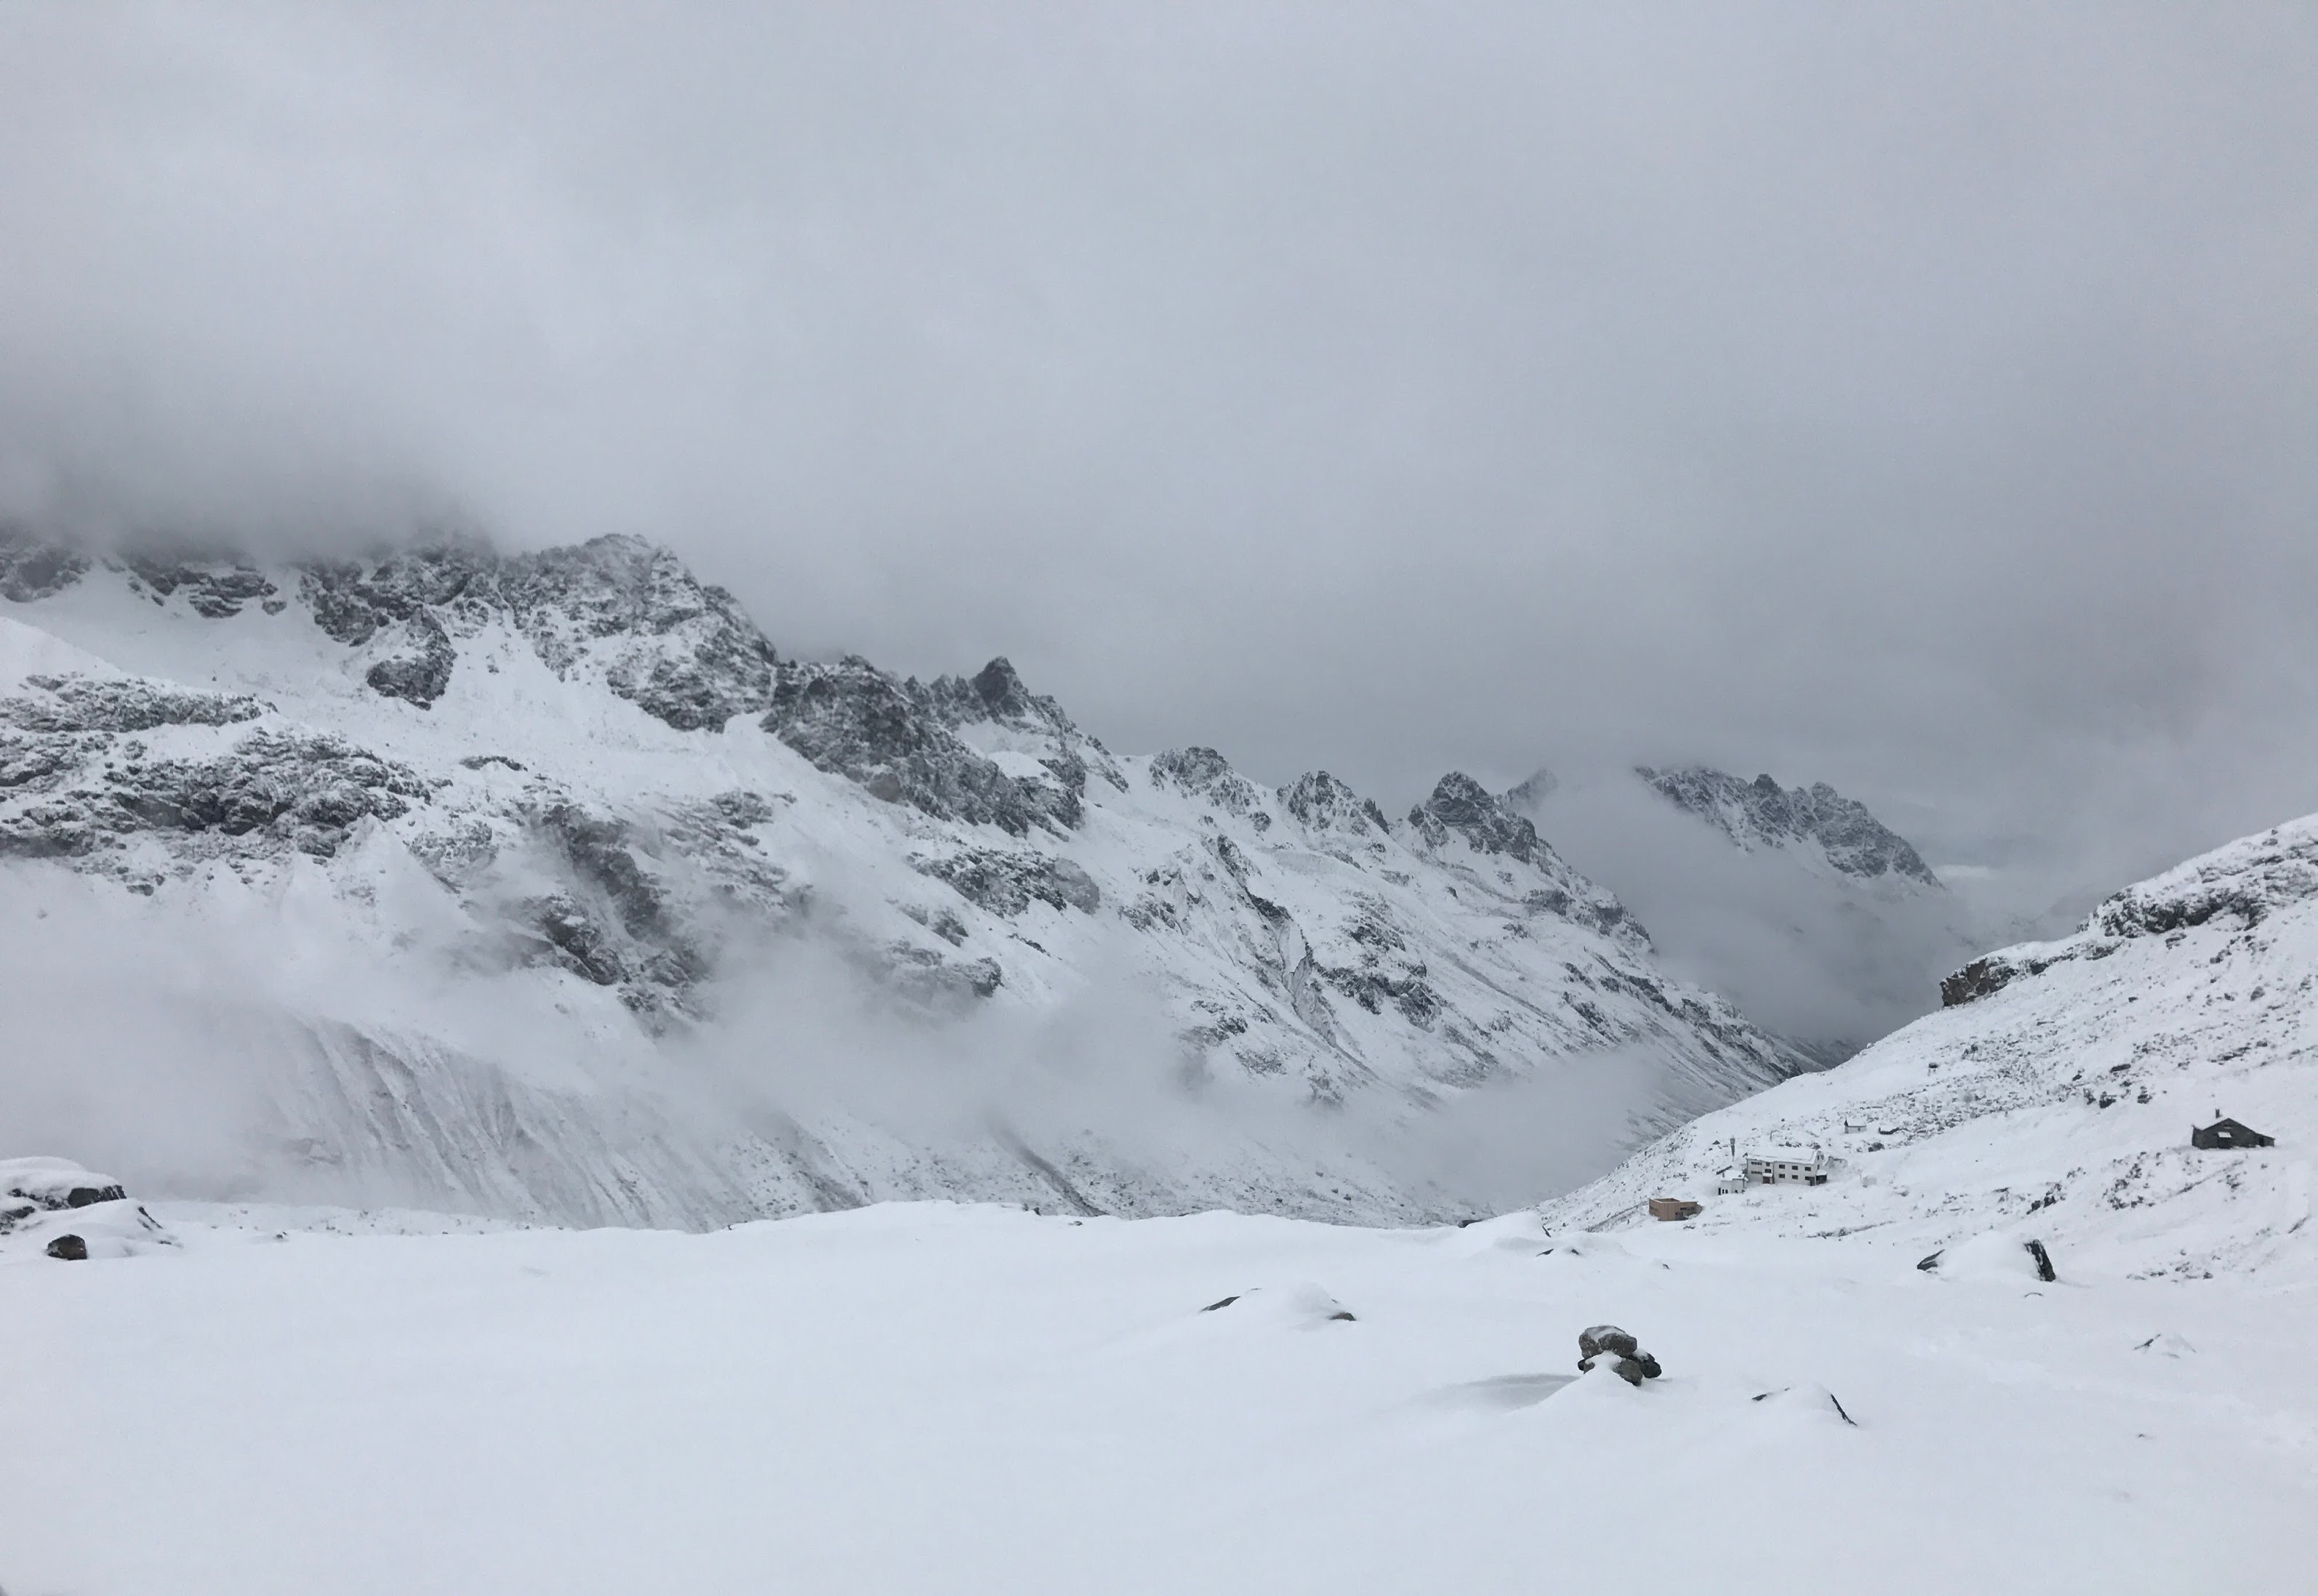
[0,858,1656,1224]
[1521,768,1995,1061]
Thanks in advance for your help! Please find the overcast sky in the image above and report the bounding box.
[3,4,2314,900]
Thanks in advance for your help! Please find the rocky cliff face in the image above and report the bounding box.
[0,531,1801,1227]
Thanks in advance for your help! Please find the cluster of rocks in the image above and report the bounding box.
[2,1158,143,1262]
[1637,765,1940,887]
[1576,1323,1664,1386]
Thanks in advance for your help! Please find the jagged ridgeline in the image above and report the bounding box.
[0,526,1802,1225]
[1633,765,1939,886]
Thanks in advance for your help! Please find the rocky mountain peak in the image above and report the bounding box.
[1402,772,1654,953]
[1,526,783,731]
[1405,771,1552,867]
[1149,746,1268,815]
[965,657,1040,721]
[1279,771,1389,836]
[1636,764,1939,887]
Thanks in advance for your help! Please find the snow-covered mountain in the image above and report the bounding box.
[1632,765,1940,886]
[1544,811,2318,1283]
[0,529,1799,1226]
[1515,763,1986,1066]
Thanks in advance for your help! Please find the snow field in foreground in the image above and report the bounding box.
[6,1201,2314,1595]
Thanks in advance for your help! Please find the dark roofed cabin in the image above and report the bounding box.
[2190,1118,2275,1150]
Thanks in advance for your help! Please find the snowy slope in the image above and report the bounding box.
[1543,813,2318,1283]
[6,1194,2311,1595]
[0,533,1796,1225]
[1519,764,1987,1064]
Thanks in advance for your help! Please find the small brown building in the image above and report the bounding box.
[1648,1196,1702,1222]
[2191,1118,2275,1150]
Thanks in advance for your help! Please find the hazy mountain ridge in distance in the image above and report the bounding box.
[0,526,1802,1227]
[1632,764,1941,886]
[1545,808,2318,1283]
[1512,763,1989,1067]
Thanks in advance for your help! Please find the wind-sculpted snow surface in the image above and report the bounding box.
[0,536,1797,1227]
[6,1198,2312,1594]
[1545,813,2318,1283]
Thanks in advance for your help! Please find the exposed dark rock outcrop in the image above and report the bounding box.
[767,656,1081,834]
[364,610,457,707]
[300,542,497,646]
[1941,955,2024,1007]
[883,940,1005,1003]
[522,800,707,1003]
[1152,747,1267,820]
[0,529,89,602]
[913,847,1101,917]
[0,675,266,734]
[300,535,779,728]
[1406,772,1555,865]
[0,726,429,861]
[505,537,777,731]
[922,656,1062,734]
[119,554,281,617]
[114,731,428,853]
[4,1168,129,1210]
[519,891,629,986]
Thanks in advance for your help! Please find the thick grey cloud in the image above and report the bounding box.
[3,3,2314,907]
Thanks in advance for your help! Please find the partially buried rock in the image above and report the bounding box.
[47,1233,88,1261]
[1577,1323,1662,1385]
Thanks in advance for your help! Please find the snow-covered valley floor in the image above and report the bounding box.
[8,1199,2313,1595]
